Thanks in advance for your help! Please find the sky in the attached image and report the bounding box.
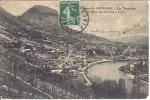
[82,1,148,38]
[0,0,58,16]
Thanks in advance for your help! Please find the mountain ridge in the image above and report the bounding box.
[18,5,112,44]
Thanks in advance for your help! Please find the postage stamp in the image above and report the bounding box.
[59,0,80,25]
[61,7,89,34]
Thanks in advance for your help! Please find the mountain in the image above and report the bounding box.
[0,7,23,42]
[0,6,114,77]
[0,7,42,39]
[0,5,114,65]
[18,5,59,33]
[18,5,111,44]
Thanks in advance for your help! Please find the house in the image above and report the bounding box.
[51,69,63,74]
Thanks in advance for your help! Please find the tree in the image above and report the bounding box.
[130,84,147,98]
[117,79,127,98]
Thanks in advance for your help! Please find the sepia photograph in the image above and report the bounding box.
[0,0,149,99]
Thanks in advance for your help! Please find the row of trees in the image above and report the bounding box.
[91,79,127,98]
[130,83,147,98]
[0,53,90,98]
[91,78,147,99]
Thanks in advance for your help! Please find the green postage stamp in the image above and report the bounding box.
[59,0,80,25]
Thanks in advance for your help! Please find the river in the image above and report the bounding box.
[87,61,148,94]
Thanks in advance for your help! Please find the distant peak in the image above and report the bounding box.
[32,5,52,10]
[21,5,57,16]
[0,7,7,12]
[0,7,15,17]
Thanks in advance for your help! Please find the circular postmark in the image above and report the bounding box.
[60,7,89,34]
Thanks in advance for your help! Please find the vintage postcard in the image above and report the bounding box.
[0,0,149,99]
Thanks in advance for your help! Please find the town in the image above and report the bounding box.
[0,5,148,99]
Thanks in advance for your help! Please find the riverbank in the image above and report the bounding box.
[82,60,148,96]
[119,66,148,87]
[119,68,148,96]
[82,59,148,86]
[82,59,110,85]
[119,61,148,82]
